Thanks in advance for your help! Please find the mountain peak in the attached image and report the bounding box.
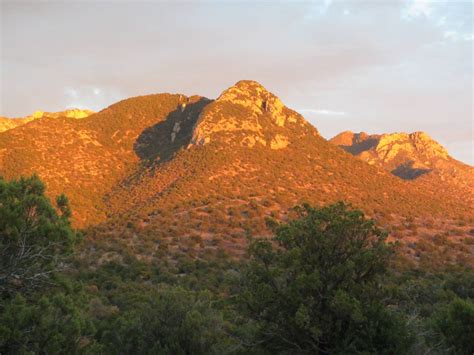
[190,80,314,148]
[330,129,465,181]
[215,80,287,125]
[218,80,268,100]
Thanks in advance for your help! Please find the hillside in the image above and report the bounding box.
[0,96,207,225]
[0,81,472,261]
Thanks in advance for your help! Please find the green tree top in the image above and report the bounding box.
[0,175,77,298]
[239,202,410,353]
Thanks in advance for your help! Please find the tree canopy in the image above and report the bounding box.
[239,202,411,353]
[0,175,76,298]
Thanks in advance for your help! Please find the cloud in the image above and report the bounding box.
[1,1,472,164]
[64,87,79,99]
[401,0,433,20]
[63,86,123,111]
[401,0,473,42]
[304,0,333,20]
[443,30,474,41]
[298,109,346,116]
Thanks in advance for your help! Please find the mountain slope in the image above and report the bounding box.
[101,82,472,251]
[0,96,207,225]
[0,81,471,243]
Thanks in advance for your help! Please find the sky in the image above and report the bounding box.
[1,0,473,164]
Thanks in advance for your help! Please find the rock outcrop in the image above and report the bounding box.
[190,80,312,149]
[330,130,473,201]
[330,131,458,177]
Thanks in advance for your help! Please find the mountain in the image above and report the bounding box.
[0,109,94,133]
[0,81,472,260]
[330,131,473,203]
[0,95,208,225]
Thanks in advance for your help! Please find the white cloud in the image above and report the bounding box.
[443,30,474,41]
[401,1,473,43]
[401,0,433,20]
[63,86,123,111]
[298,109,346,116]
[463,33,474,41]
[64,87,79,99]
[304,0,333,21]
[443,30,457,39]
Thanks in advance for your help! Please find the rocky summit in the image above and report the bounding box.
[331,130,469,177]
[190,80,311,149]
[330,130,474,206]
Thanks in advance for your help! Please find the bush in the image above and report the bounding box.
[238,202,411,353]
[432,298,474,354]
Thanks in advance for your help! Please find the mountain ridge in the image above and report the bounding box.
[0,81,472,259]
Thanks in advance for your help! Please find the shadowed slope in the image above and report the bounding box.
[135,96,211,161]
[0,93,209,226]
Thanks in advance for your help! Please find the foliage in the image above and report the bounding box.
[238,202,411,353]
[97,286,233,354]
[0,173,472,354]
[432,297,474,354]
[0,289,100,354]
[0,175,77,298]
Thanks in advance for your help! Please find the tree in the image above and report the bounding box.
[0,175,77,298]
[432,297,474,354]
[98,286,232,354]
[238,202,411,353]
[0,292,100,354]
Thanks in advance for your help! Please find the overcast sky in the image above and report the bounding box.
[1,0,472,164]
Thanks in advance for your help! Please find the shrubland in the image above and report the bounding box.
[0,176,472,354]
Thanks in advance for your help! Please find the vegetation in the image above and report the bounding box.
[0,175,76,298]
[238,203,410,353]
[0,176,472,354]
